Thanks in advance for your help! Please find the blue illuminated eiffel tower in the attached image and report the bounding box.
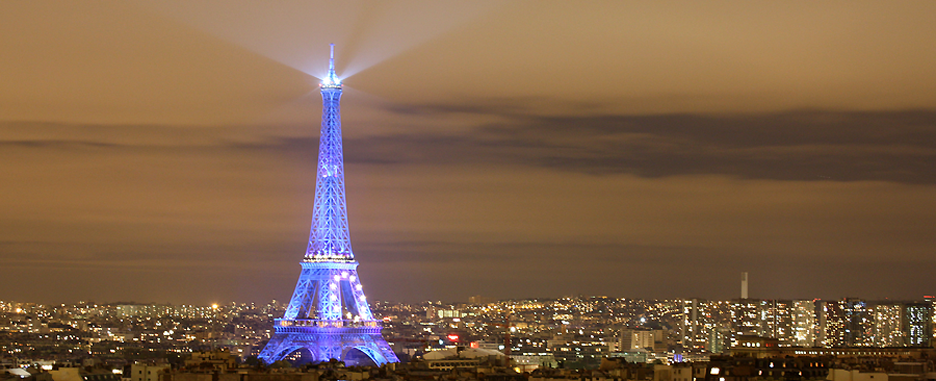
[258,45,399,366]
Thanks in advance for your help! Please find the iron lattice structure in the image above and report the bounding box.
[258,45,398,366]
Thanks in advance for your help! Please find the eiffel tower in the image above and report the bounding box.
[258,45,399,366]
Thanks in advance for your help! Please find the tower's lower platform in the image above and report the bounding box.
[258,319,399,366]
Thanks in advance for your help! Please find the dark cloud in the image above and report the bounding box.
[5,108,935,185]
[344,109,936,184]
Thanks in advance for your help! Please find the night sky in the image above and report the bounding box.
[3,1,936,305]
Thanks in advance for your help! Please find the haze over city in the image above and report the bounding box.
[2,1,936,305]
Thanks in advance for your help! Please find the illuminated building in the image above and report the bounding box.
[819,300,846,347]
[620,328,654,351]
[130,364,169,381]
[258,45,398,366]
[819,299,872,347]
[903,302,932,347]
[789,300,816,347]
[821,300,932,348]
[708,327,731,354]
[872,303,904,347]
[703,355,830,381]
[680,299,724,351]
[763,300,815,347]
[762,300,793,342]
[731,299,814,347]
[680,299,704,350]
[731,299,763,343]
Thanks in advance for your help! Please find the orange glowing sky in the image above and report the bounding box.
[2,1,936,304]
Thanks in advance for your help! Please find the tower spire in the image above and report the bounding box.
[323,43,341,87]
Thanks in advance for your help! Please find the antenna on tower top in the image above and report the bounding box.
[322,43,341,87]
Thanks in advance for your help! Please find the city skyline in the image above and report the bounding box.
[2,1,936,305]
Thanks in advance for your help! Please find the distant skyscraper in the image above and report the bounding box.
[763,300,793,342]
[789,300,816,347]
[903,302,933,347]
[731,299,814,347]
[258,45,398,366]
[741,272,749,300]
[681,299,724,351]
[872,303,904,347]
[820,298,872,347]
[731,299,763,342]
[680,299,706,350]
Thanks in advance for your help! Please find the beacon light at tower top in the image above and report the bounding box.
[320,43,342,88]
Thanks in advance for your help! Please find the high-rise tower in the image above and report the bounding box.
[258,45,398,366]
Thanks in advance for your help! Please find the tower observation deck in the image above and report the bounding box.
[258,45,399,366]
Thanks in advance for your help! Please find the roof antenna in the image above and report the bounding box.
[323,43,341,86]
[329,43,336,75]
